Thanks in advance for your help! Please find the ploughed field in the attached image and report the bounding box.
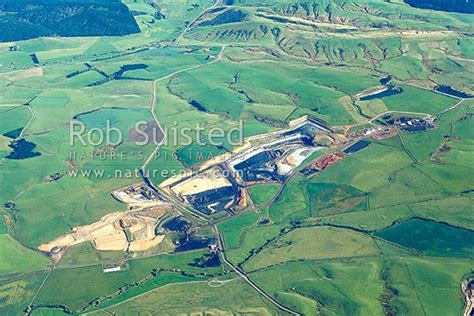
[0,0,473,315]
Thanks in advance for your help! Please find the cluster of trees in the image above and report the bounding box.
[405,0,474,14]
[199,9,247,26]
[0,0,140,42]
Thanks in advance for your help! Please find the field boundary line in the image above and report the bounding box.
[28,267,53,307]
[84,280,208,315]
[141,45,226,171]
[434,98,465,120]
[174,0,220,46]
[403,259,428,316]
[19,105,35,138]
[398,133,417,164]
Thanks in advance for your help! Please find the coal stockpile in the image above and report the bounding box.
[381,116,433,133]
[281,124,327,139]
[187,186,239,214]
[163,217,191,233]
[398,117,433,132]
[234,149,285,182]
[300,166,318,176]
[175,236,216,252]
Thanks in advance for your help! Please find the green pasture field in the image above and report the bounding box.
[12,175,127,248]
[241,118,275,136]
[382,84,455,114]
[34,250,223,311]
[241,103,296,124]
[0,106,31,135]
[367,163,449,209]
[0,235,49,275]
[7,123,157,249]
[34,38,98,62]
[317,205,413,231]
[268,175,311,222]
[92,272,202,311]
[218,211,259,250]
[248,183,280,206]
[217,211,286,265]
[268,141,412,222]
[64,71,106,89]
[307,182,367,216]
[356,98,389,117]
[0,80,40,106]
[0,52,35,74]
[310,141,413,192]
[250,255,471,316]
[167,59,379,125]
[153,83,248,147]
[35,266,199,311]
[0,152,66,203]
[226,223,285,265]
[94,46,221,80]
[250,258,384,315]
[126,0,216,43]
[383,256,472,315]
[57,243,129,269]
[57,236,177,269]
[415,161,473,193]
[410,196,474,230]
[379,55,429,81]
[304,66,380,96]
[375,218,474,258]
[0,215,6,234]
[0,271,49,315]
[244,226,380,271]
[430,58,474,94]
[399,128,449,163]
[99,279,279,315]
[317,193,474,233]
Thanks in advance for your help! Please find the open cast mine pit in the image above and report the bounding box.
[160,115,334,215]
[38,206,171,261]
[112,182,168,207]
[39,114,427,259]
[39,113,434,258]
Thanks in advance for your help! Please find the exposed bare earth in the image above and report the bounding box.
[39,206,170,261]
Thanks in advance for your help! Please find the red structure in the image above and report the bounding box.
[313,152,346,171]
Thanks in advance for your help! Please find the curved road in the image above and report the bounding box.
[212,224,301,316]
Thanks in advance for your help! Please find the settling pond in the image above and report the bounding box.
[435,85,473,99]
[344,140,370,154]
[360,87,403,101]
